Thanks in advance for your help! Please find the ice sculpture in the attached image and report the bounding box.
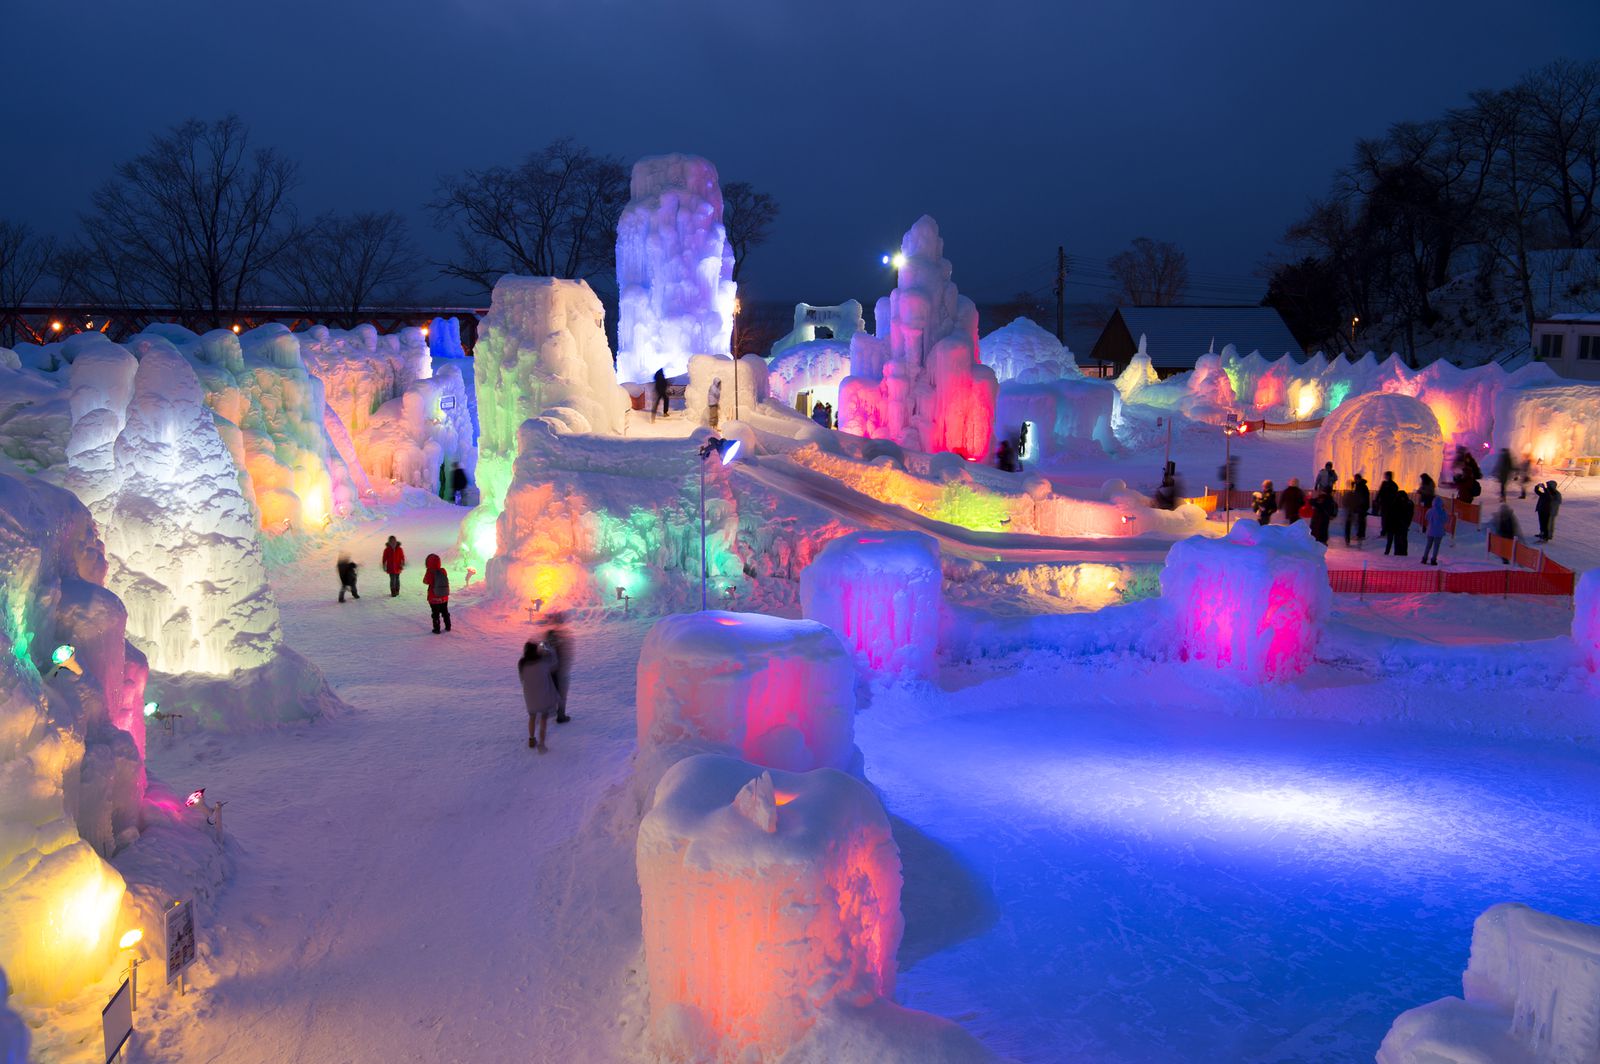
[1114,335,1161,400]
[636,754,903,1062]
[1377,903,1600,1064]
[63,339,339,730]
[463,276,629,571]
[0,473,140,1005]
[801,531,943,679]
[994,378,1118,460]
[838,216,998,461]
[1576,569,1600,674]
[980,317,1078,383]
[1159,521,1330,682]
[1494,382,1600,467]
[770,301,867,358]
[614,154,737,383]
[767,340,853,413]
[1314,391,1444,491]
[636,611,856,772]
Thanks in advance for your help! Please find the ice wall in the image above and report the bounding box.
[683,353,767,428]
[615,154,736,383]
[359,362,475,492]
[1314,390,1444,490]
[980,317,1078,383]
[1576,569,1600,675]
[1494,382,1600,466]
[636,611,857,772]
[838,216,998,461]
[995,378,1118,460]
[0,473,141,1005]
[1159,521,1330,682]
[767,340,853,413]
[63,340,339,730]
[801,531,942,680]
[300,324,429,444]
[1378,903,1600,1064]
[636,754,903,1062]
[463,276,629,571]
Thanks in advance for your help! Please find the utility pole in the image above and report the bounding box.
[1054,246,1067,343]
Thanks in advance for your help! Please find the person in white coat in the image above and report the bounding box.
[518,641,561,752]
[706,377,723,430]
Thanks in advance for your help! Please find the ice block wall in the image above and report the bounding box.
[615,154,737,383]
[1378,903,1600,1064]
[1159,521,1330,682]
[838,216,998,461]
[636,754,903,1062]
[1313,390,1444,491]
[800,531,943,679]
[1575,569,1600,674]
[1494,383,1600,467]
[636,611,856,772]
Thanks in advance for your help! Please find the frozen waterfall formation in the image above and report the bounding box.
[800,531,943,680]
[631,611,992,1063]
[1378,903,1600,1064]
[839,216,999,462]
[63,337,340,729]
[1313,391,1444,493]
[615,154,737,384]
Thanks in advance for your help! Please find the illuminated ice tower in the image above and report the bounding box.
[614,154,737,383]
[838,216,998,461]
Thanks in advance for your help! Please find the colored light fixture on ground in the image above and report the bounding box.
[50,644,82,676]
[185,789,205,808]
[143,701,158,718]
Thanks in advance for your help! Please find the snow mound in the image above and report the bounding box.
[615,153,736,383]
[636,611,857,772]
[979,317,1077,382]
[637,754,903,1063]
[1378,903,1600,1064]
[1315,390,1444,491]
[1159,521,1330,682]
[801,531,942,679]
[1576,570,1600,675]
[839,215,998,461]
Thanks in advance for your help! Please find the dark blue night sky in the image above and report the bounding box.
[5,0,1597,304]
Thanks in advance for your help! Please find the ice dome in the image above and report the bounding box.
[1314,390,1443,491]
[979,317,1077,383]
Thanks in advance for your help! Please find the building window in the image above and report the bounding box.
[1580,334,1599,360]
[1538,333,1565,360]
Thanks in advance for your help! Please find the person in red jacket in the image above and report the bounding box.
[423,553,451,633]
[381,536,406,597]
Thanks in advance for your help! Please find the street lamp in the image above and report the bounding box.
[696,436,743,611]
[1222,415,1254,531]
[881,250,906,284]
[1350,315,1360,346]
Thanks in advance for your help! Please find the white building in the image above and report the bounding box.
[1531,313,1600,381]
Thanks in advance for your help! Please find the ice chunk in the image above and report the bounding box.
[1159,521,1330,681]
[615,154,737,383]
[636,753,903,1062]
[1378,903,1600,1064]
[801,531,942,679]
[636,611,856,772]
[1314,390,1444,491]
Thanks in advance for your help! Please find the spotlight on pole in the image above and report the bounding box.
[615,585,631,615]
[186,788,227,834]
[695,436,744,611]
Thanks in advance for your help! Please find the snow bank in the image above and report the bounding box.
[1576,570,1600,674]
[801,531,942,680]
[62,340,339,730]
[839,216,998,461]
[767,339,853,412]
[1159,521,1330,681]
[636,754,902,1062]
[980,317,1077,382]
[0,473,141,1005]
[1378,903,1600,1064]
[1314,390,1444,490]
[615,154,736,383]
[1494,382,1600,466]
[636,611,857,772]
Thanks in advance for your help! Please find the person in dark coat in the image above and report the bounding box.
[1492,448,1514,501]
[1343,474,1370,547]
[1313,462,1337,494]
[423,553,451,633]
[1278,478,1306,525]
[518,640,561,752]
[1308,490,1336,544]
[544,611,572,724]
[1254,480,1277,526]
[336,554,360,602]
[381,535,406,597]
[1417,472,1436,514]
[1534,481,1562,541]
[1492,503,1520,562]
[652,368,670,420]
[996,439,1019,473]
[1385,488,1415,556]
[810,402,831,429]
[450,463,469,504]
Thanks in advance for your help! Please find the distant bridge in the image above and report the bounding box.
[0,303,486,352]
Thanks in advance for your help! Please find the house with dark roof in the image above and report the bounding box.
[1088,306,1305,377]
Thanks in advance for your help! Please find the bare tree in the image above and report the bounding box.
[0,220,58,345]
[430,138,628,295]
[1518,58,1600,249]
[275,211,420,324]
[77,116,299,323]
[1108,237,1189,306]
[722,181,780,283]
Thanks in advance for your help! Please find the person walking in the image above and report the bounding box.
[1375,472,1400,555]
[544,611,573,724]
[518,640,561,752]
[423,553,451,633]
[1492,503,1520,562]
[1343,473,1370,547]
[1492,448,1514,501]
[1386,487,1415,557]
[336,555,360,602]
[381,536,406,597]
[996,439,1019,473]
[1308,490,1336,544]
[1417,472,1437,514]
[1278,478,1306,525]
[1534,480,1562,542]
[450,463,469,505]
[1313,461,1337,494]
[652,368,670,421]
[1518,453,1533,498]
[1421,496,1448,565]
[1254,480,1277,526]
[706,377,723,430]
